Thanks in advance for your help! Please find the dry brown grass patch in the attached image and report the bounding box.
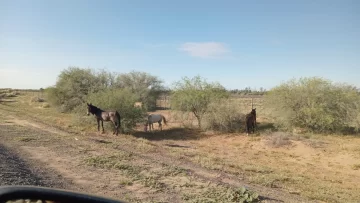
[265,132,292,148]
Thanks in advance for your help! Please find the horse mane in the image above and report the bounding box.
[89,104,103,113]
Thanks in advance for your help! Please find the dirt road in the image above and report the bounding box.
[0,143,69,188]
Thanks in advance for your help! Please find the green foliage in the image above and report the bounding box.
[114,70,165,110]
[201,99,246,132]
[182,186,260,203]
[227,186,260,203]
[46,67,100,112]
[83,88,147,133]
[171,76,229,128]
[229,87,267,96]
[264,77,360,133]
[45,67,164,131]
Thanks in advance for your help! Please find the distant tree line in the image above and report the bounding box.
[228,87,267,96]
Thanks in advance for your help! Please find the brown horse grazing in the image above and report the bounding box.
[86,103,121,135]
[144,114,167,132]
[245,108,257,135]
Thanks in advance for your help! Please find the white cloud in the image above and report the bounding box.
[179,42,230,58]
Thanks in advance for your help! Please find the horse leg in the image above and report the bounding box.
[116,123,119,135]
[159,122,162,131]
[245,122,249,136]
[115,121,119,135]
[97,119,100,132]
[253,121,255,134]
[112,121,116,135]
[101,120,105,133]
[113,120,119,135]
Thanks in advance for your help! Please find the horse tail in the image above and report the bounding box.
[115,111,121,129]
[162,115,167,125]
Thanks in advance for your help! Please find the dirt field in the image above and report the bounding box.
[1,92,360,203]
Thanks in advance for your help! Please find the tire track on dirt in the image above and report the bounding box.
[0,121,182,202]
[0,143,69,188]
[110,141,312,203]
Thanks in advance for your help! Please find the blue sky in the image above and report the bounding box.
[1,0,359,90]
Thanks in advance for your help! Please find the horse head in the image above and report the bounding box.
[86,103,93,116]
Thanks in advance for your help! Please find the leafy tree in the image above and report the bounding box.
[264,77,360,133]
[114,71,165,110]
[170,75,229,128]
[46,67,105,112]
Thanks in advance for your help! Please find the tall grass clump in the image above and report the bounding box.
[264,77,360,133]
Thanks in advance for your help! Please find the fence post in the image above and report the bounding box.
[251,97,254,109]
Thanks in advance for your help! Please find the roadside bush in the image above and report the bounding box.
[201,99,246,133]
[46,67,165,113]
[264,77,360,133]
[79,88,147,133]
[45,67,105,112]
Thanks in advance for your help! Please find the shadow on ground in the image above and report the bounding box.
[256,122,276,132]
[132,127,205,141]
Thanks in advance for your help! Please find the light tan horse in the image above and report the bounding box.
[144,114,167,132]
[134,102,142,108]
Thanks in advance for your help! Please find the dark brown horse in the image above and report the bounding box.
[245,108,257,135]
[86,103,121,135]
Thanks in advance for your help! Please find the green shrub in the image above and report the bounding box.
[170,75,229,128]
[80,88,147,133]
[45,67,105,112]
[46,68,165,113]
[201,99,246,133]
[227,186,260,202]
[114,70,165,111]
[264,77,360,133]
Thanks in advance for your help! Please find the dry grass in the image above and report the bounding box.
[352,164,360,170]
[265,132,292,148]
[1,92,360,203]
[30,96,45,103]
